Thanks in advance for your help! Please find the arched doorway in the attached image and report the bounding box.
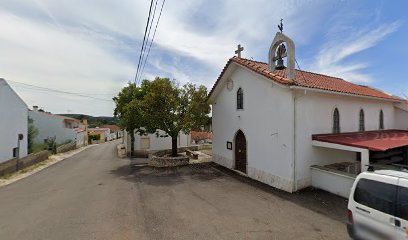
[234,130,247,173]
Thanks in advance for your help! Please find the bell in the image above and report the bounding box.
[275,59,285,70]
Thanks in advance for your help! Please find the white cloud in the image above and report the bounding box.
[311,21,401,83]
[0,9,136,115]
[0,0,400,116]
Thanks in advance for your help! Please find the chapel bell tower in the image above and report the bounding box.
[268,19,296,80]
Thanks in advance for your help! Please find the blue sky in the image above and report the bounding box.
[0,0,407,116]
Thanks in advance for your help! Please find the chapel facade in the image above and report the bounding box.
[208,31,408,196]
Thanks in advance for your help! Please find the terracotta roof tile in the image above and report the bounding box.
[101,125,121,132]
[209,57,402,101]
[312,130,408,151]
[191,131,212,141]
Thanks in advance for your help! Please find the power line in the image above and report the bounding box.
[295,58,307,83]
[7,80,113,102]
[137,0,166,84]
[134,0,155,83]
[136,0,159,84]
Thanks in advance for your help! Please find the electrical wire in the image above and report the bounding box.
[134,0,155,83]
[136,0,159,85]
[295,58,307,83]
[137,0,166,85]
[7,79,113,102]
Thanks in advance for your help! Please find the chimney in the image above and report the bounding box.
[33,106,39,111]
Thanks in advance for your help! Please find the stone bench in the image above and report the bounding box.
[186,149,199,159]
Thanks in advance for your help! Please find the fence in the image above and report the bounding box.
[56,142,77,154]
[0,150,49,177]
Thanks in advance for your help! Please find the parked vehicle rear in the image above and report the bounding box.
[347,170,408,240]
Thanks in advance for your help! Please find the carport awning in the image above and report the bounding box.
[312,130,408,151]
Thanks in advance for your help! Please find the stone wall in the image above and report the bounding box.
[56,142,76,153]
[132,145,208,159]
[0,150,49,177]
[0,158,17,176]
[149,155,190,167]
[148,146,199,159]
[18,151,49,170]
[197,144,212,151]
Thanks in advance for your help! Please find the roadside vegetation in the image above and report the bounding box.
[114,77,210,157]
[27,117,39,154]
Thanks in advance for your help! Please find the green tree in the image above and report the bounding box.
[114,77,210,157]
[28,117,39,154]
[113,81,152,154]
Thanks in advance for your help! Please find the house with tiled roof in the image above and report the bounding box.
[208,31,408,197]
[101,124,123,139]
[29,107,87,147]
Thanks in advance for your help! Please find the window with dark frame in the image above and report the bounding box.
[333,108,340,133]
[379,110,384,130]
[359,109,365,132]
[12,148,18,158]
[354,178,397,215]
[237,88,243,109]
[396,186,408,220]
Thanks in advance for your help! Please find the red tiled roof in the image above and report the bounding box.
[88,128,110,132]
[29,110,81,122]
[312,130,408,151]
[101,125,121,133]
[191,131,212,141]
[74,128,84,133]
[209,57,402,101]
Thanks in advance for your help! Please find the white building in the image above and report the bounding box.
[101,125,123,140]
[0,79,28,162]
[124,130,191,156]
[88,127,111,143]
[29,107,86,147]
[209,31,408,197]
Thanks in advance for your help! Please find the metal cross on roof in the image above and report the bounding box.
[278,18,283,33]
[235,44,244,58]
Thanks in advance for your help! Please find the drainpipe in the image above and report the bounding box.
[292,89,307,192]
[292,93,297,192]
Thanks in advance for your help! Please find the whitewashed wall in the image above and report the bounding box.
[29,111,78,145]
[133,130,190,151]
[76,131,85,147]
[212,66,294,192]
[0,79,28,163]
[124,130,191,153]
[395,107,408,130]
[294,90,396,189]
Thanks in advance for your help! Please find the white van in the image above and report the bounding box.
[347,169,408,240]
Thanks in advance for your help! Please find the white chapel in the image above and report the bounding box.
[208,30,408,197]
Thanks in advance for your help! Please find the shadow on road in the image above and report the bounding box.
[212,164,348,223]
[110,162,225,187]
[110,161,347,224]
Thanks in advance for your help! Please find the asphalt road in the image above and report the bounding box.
[0,140,140,240]
[0,140,349,240]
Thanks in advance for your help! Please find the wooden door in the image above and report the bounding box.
[140,137,150,150]
[235,130,247,173]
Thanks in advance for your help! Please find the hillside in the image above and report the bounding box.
[58,114,119,128]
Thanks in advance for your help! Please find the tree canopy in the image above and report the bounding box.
[113,77,210,156]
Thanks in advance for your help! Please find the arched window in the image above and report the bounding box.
[359,109,365,132]
[237,88,243,109]
[333,108,340,133]
[379,110,384,130]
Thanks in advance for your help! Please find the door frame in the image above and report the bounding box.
[233,129,247,173]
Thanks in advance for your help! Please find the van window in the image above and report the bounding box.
[354,178,397,215]
[396,186,408,220]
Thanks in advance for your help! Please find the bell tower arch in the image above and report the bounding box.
[268,32,296,80]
